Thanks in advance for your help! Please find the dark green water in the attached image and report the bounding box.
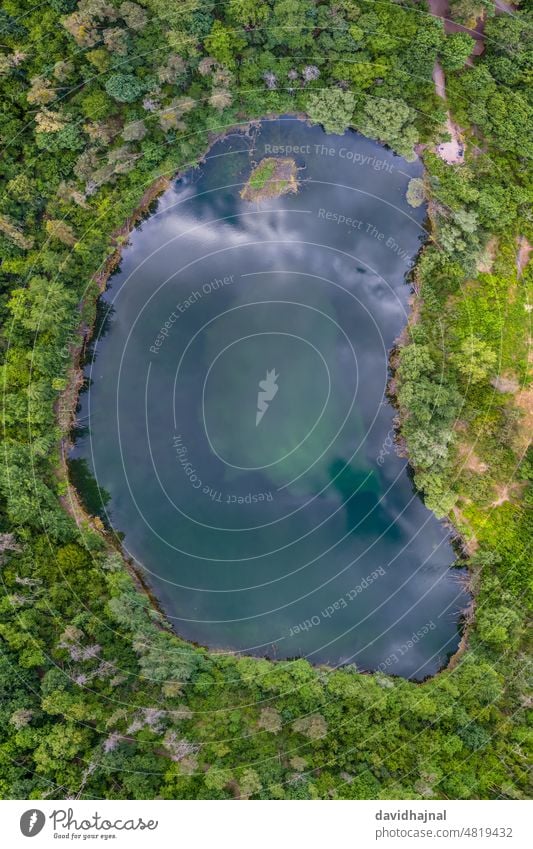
[74,118,468,679]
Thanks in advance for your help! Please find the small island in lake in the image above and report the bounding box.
[241,156,299,201]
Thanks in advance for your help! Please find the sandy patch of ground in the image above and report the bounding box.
[490,482,526,508]
[477,236,498,273]
[436,115,465,164]
[457,442,489,473]
[491,373,520,394]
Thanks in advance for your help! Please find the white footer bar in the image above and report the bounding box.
[2,799,530,848]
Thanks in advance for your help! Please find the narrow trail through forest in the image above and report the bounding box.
[432,60,464,163]
[427,0,518,163]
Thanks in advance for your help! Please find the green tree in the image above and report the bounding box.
[307,89,356,135]
[451,338,497,384]
[239,767,262,798]
[359,96,418,160]
[204,21,246,68]
[227,0,270,27]
[105,73,143,103]
[293,713,328,740]
[45,219,77,246]
[440,33,475,71]
[258,707,282,733]
[120,1,147,30]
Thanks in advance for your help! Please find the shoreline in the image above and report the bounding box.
[57,115,471,683]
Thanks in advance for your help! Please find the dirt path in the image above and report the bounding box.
[517,236,531,278]
[490,482,526,508]
[428,0,486,64]
[433,61,446,99]
[432,61,465,164]
[495,0,515,12]
[427,0,515,164]
[429,0,517,60]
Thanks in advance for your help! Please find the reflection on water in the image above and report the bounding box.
[73,118,468,679]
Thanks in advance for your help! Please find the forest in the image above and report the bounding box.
[0,0,531,800]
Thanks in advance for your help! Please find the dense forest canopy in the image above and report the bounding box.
[0,0,531,799]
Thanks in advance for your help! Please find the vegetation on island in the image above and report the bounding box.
[240,157,298,201]
[0,0,531,801]
[406,177,426,208]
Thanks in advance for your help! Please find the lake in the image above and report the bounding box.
[73,117,469,679]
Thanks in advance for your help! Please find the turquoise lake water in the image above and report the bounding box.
[73,118,468,679]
